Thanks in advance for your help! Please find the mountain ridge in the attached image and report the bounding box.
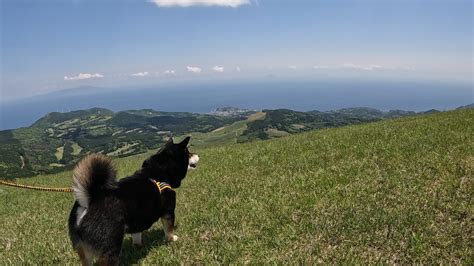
[0,105,471,178]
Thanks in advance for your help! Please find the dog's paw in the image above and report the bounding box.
[166,235,178,242]
[131,233,143,246]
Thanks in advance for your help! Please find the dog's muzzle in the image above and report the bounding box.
[188,153,199,170]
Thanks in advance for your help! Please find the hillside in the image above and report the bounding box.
[0,106,419,178]
[0,109,472,263]
[0,108,246,178]
[238,107,416,142]
[181,107,418,148]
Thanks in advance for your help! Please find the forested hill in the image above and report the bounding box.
[0,107,245,178]
[1,105,462,178]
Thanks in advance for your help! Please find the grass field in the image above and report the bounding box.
[178,112,265,148]
[0,109,472,264]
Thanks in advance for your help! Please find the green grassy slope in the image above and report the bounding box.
[179,112,266,148]
[0,109,472,264]
[237,108,416,142]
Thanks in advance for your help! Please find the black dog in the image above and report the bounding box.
[68,137,199,265]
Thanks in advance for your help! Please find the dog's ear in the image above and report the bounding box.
[164,137,174,148]
[179,136,190,147]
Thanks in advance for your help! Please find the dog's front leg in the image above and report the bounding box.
[161,213,178,242]
[131,232,143,246]
[76,245,93,266]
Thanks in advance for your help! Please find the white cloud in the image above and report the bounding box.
[288,65,297,70]
[236,66,241,72]
[187,66,202,73]
[311,63,415,72]
[150,0,250,7]
[131,71,149,77]
[343,63,383,71]
[401,66,416,71]
[164,70,176,75]
[64,73,104,81]
[313,65,330,69]
[212,66,224,72]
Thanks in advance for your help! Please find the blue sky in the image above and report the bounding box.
[1,0,472,100]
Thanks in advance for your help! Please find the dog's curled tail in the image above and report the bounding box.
[72,154,116,208]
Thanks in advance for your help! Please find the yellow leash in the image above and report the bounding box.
[0,179,73,193]
[0,178,172,194]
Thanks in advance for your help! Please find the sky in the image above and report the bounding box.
[1,0,472,101]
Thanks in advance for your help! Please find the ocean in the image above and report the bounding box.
[1,79,472,130]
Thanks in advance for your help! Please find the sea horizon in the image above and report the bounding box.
[1,78,472,130]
